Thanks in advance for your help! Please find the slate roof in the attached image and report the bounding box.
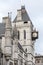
[13,6,31,23]
[0,23,5,36]
[18,42,24,51]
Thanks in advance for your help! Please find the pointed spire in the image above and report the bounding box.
[13,6,31,22]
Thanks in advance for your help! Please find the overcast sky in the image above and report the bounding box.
[0,0,43,55]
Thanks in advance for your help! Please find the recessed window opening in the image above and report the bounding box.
[24,30,26,39]
[24,21,28,23]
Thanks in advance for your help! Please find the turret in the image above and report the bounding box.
[4,14,12,61]
[13,6,38,65]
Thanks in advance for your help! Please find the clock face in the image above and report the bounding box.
[33,32,37,38]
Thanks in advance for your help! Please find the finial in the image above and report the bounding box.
[8,12,9,18]
[8,12,12,21]
[21,0,24,6]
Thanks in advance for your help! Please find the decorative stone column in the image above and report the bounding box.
[12,23,18,65]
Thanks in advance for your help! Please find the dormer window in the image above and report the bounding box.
[24,21,28,23]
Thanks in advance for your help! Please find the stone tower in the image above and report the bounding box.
[12,23,18,60]
[13,6,38,65]
[4,15,12,65]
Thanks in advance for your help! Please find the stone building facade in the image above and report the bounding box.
[35,55,43,65]
[0,6,38,65]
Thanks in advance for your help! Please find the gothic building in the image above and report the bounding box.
[35,54,43,65]
[0,6,38,65]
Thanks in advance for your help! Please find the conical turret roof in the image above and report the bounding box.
[13,6,31,23]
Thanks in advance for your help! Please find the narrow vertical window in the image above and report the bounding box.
[18,31,20,40]
[24,30,26,39]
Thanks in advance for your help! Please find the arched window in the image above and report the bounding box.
[24,30,26,39]
[18,31,20,40]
